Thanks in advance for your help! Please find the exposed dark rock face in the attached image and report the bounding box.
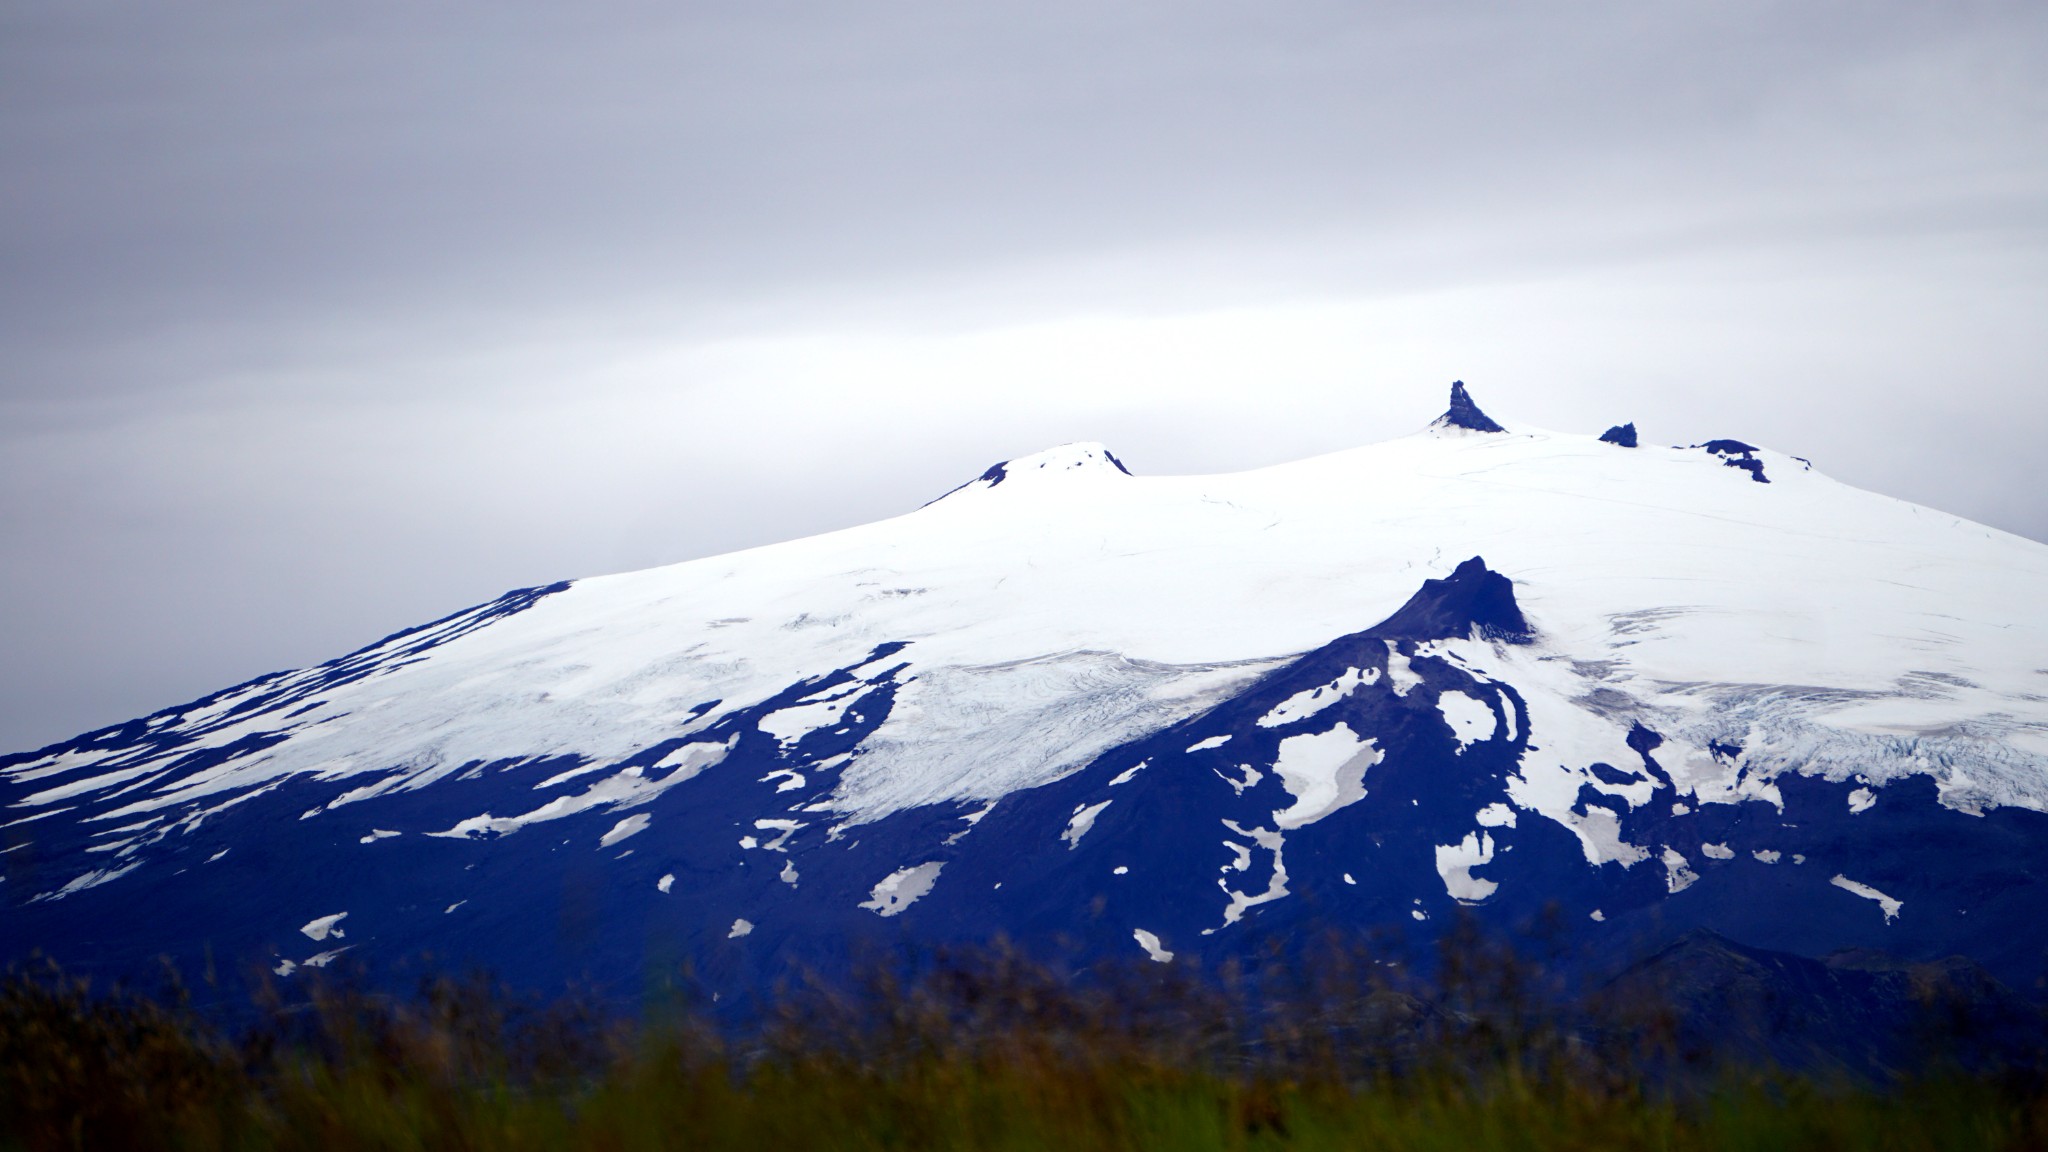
[1435,381,1506,433]
[1695,440,1770,483]
[1600,423,1638,447]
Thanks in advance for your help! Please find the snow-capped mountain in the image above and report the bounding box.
[7,383,2048,1000]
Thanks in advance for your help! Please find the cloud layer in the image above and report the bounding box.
[3,1,2045,751]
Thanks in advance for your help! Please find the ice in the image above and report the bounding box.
[1186,735,1232,752]
[12,416,2048,910]
[831,652,1275,823]
[657,874,674,893]
[727,918,754,938]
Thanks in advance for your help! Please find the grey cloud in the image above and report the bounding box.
[1,0,2045,750]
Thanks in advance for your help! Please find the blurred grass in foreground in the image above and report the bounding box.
[3,930,2045,1150]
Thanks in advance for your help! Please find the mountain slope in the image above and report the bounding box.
[6,386,2048,999]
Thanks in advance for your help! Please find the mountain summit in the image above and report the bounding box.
[6,395,2048,1005]
[1432,380,1507,433]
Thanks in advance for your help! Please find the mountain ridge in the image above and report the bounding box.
[7,383,2048,1006]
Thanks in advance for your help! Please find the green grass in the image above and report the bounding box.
[3,942,2044,1151]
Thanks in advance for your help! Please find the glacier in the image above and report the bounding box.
[5,385,2048,1003]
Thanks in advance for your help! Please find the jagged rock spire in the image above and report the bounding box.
[1433,380,1506,433]
[1600,423,1638,447]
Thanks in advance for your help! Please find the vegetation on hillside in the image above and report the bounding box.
[3,926,2044,1150]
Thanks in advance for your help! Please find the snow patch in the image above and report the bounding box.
[1215,819,1289,927]
[1661,848,1698,893]
[1385,642,1423,697]
[33,862,142,901]
[1269,723,1382,829]
[1214,763,1263,795]
[759,685,865,747]
[1832,875,1903,922]
[1475,802,1517,828]
[1434,832,1498,903]
[860,861,944,917]
[300,913,347,942]
[599,814,650,847]
[1063,800,1112,849]
[1132,929,1174,963]
[1437,690,1498,750]
[1257,667,1378,728]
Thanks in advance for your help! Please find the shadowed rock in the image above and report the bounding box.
[1599,423,1638,447]
[1433,381,1506,433]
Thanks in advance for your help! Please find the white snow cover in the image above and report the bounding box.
[860,861,944,917]
[1132,929,1174,963]
[1268,724,1381,829]
[1062,800,1112,848]
[300,913,347,941]
[1257,667,1379,728]
[13,418,2048,905]
[1435,832,1499,903]
[1832,874,1904,922]
[598,814,650,847]
[1437,691,1497,750]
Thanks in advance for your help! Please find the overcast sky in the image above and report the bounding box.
[3,1,2044,753]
